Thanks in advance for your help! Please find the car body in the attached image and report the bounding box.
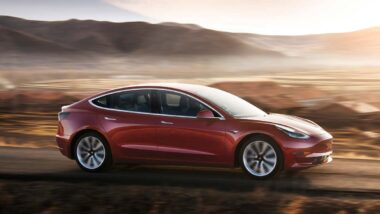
[56,83,333,178]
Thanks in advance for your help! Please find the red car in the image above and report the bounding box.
[56,83,333,179]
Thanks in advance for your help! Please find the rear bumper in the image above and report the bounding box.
[56,135,73,159]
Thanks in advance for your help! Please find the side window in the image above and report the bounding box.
[159,91,210,117]
[92,95,109,108]
[110,90,152,113]
[166,93,181,107]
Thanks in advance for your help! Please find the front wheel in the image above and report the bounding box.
[239,137,282,179]
[75,132,112,172]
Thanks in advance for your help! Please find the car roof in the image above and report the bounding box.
[120,83,216,94]
[84,83,232,119]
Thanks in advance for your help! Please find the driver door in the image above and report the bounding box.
[154,90,228,165]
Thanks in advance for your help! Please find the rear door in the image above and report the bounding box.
[93,89,161,161]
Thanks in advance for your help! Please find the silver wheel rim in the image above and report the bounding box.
[243,140,277,177]
[76,136,106,170]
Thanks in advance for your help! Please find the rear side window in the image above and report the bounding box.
[92,95,109,108]
[110,90,152,113]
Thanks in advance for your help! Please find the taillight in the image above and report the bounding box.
[58,112,70,121]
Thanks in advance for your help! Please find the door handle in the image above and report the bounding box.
[104,116,117,121]
[161,120,174,125]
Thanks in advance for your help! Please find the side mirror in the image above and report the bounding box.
[197,109,214,118]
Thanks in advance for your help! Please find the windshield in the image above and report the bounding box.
[193,87,267,118]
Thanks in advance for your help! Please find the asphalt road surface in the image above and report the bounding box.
[0,147,379,195]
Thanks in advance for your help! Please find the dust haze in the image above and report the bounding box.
[1,16,380,213]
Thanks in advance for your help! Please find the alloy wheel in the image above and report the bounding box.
[242,140,277,177]
[76,136,106,170]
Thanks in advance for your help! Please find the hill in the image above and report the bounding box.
[0,16,283,57]
[234,28,380,58]
[1,16,379,59]
[0,25,77,55]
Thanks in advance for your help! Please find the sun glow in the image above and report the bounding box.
[106,0,380,35]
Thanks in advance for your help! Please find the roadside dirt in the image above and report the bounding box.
[0,180,379,214]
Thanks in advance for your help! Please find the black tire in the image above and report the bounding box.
[239,136,283,179]
[74,132,112,172]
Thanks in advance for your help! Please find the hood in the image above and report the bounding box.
[240,113,324,135]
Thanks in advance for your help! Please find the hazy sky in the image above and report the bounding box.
[0,0,152,23]
[1,0,380,35]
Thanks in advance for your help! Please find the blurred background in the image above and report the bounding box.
[0,0,380,213]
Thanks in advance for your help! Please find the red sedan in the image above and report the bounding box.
[56,83,333,179]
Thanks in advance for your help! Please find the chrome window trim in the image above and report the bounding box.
[88,87,225,120]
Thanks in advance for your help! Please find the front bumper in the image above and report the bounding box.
[291,150,333,168]
[285,138,333,169]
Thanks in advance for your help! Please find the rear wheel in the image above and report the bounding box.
[239,136,282,179]
[74,132,112,172]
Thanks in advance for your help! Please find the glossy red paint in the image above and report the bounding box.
[56,83,333,172]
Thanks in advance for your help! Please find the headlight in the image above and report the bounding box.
[275,124,310,139]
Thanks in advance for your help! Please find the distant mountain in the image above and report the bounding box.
[0,16,379,59]
[321,27,380,56]
[0,25,76,54]
[0,16,283,57]
[233,27,380,58]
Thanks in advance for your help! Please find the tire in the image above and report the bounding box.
[74,132,112,172]
[239,136,283,179]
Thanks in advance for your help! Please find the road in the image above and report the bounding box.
[0,147,379,195]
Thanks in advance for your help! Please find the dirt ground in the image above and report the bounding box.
[0,180,379,214]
